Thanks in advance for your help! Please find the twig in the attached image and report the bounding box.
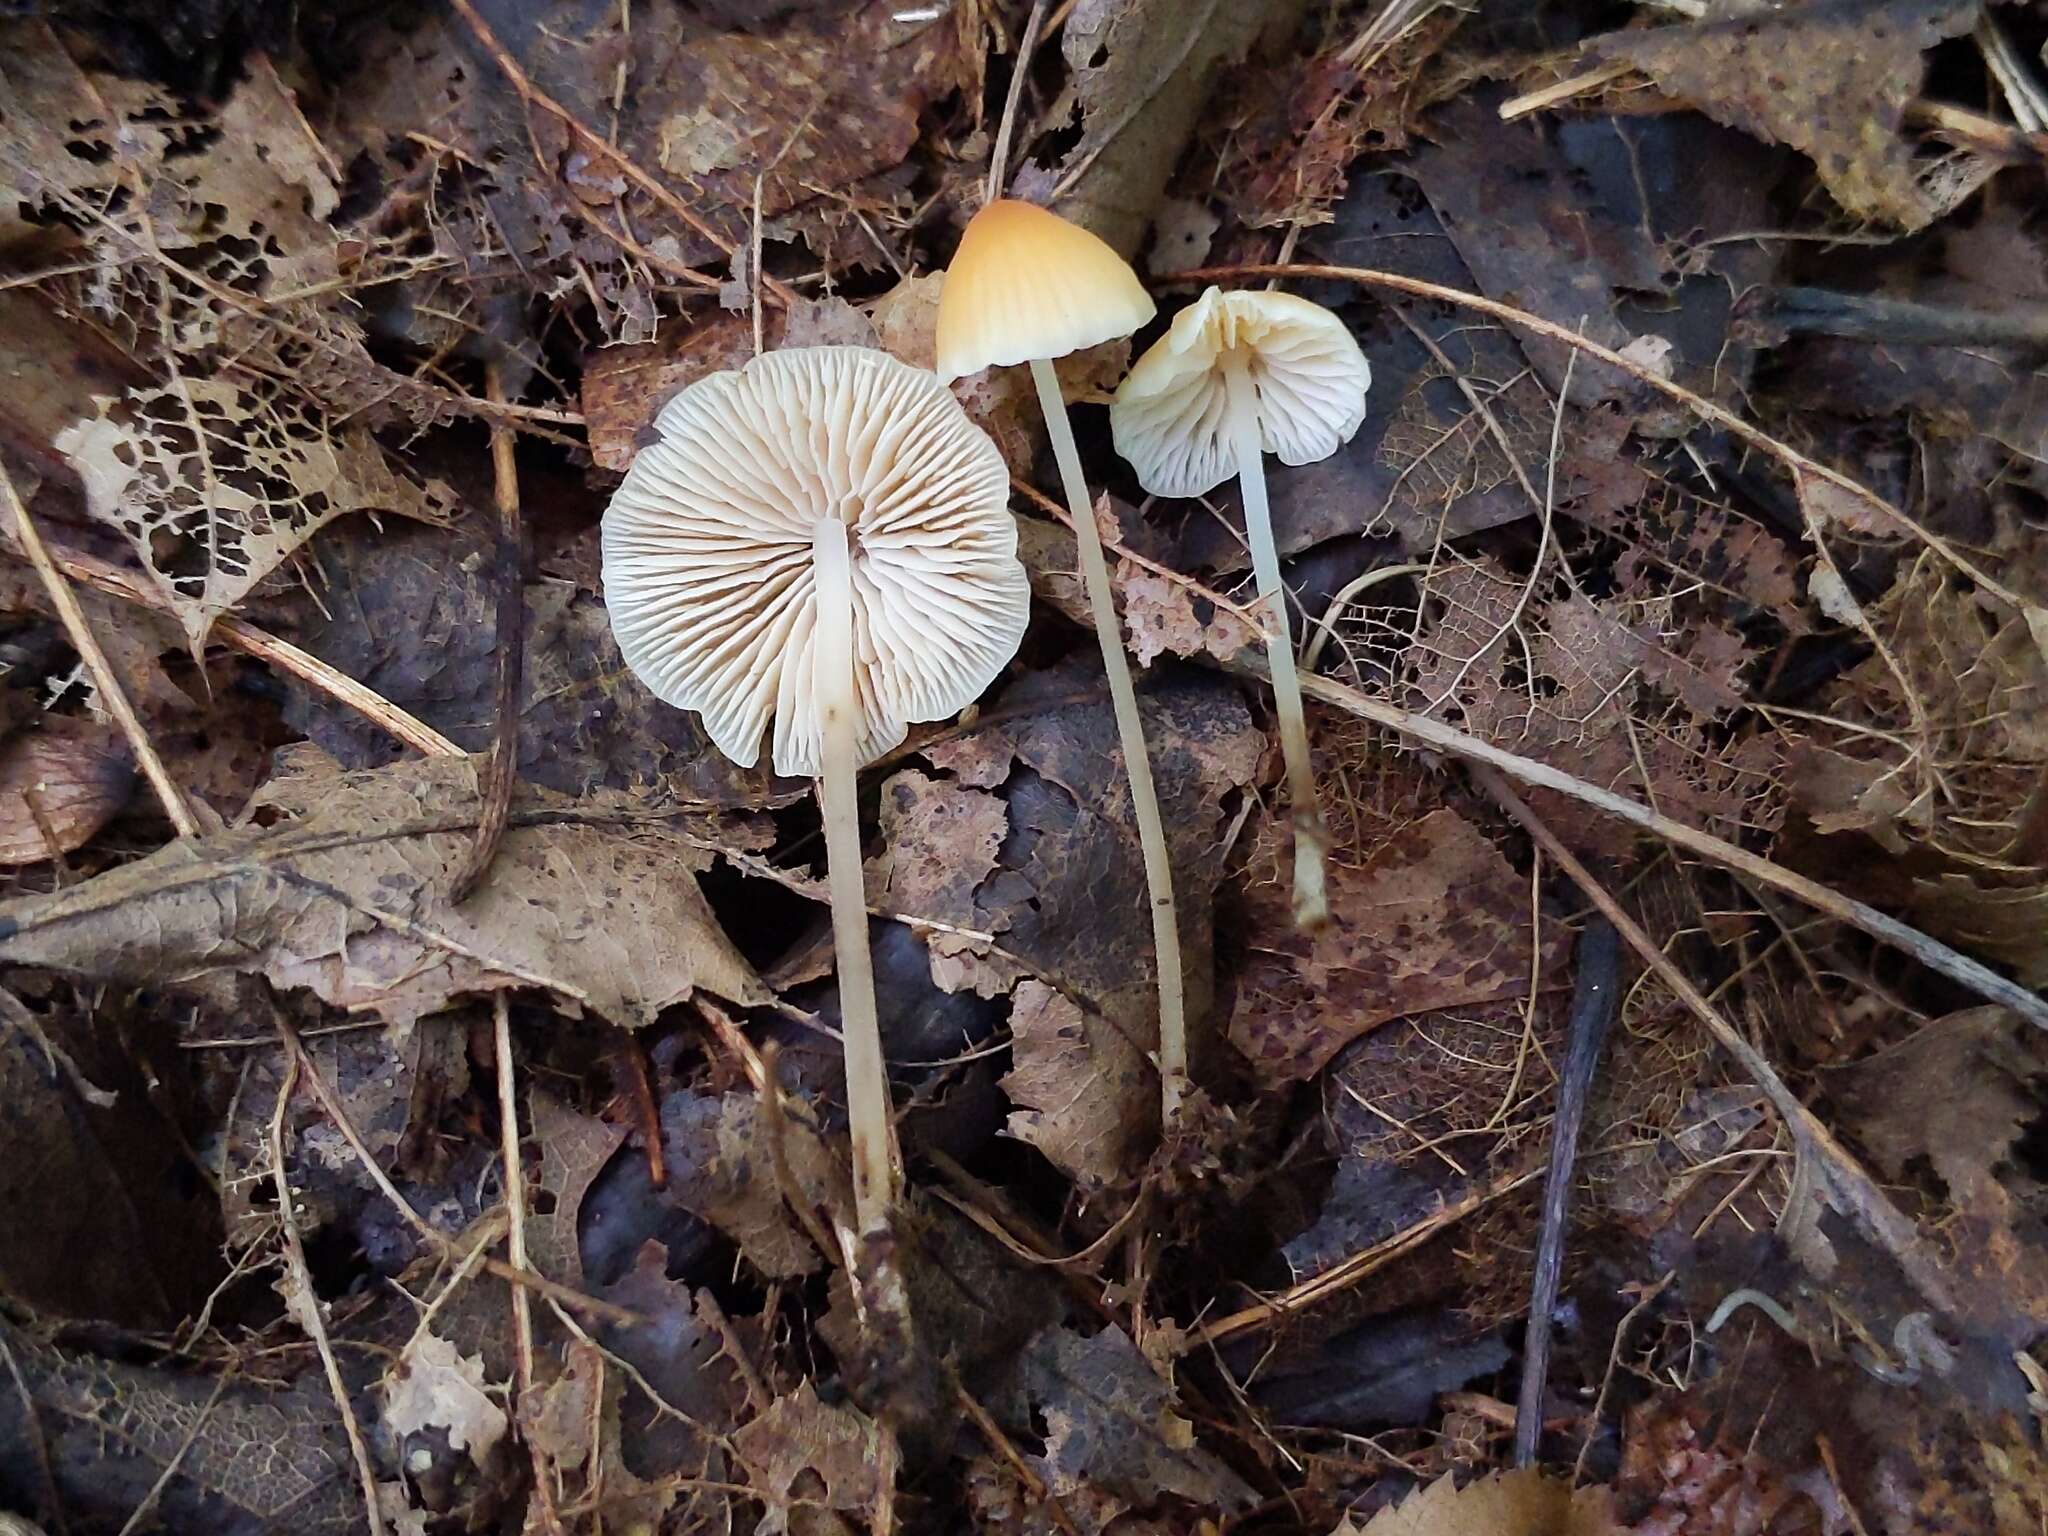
[1175,262,2048,625]
[1571,1269,1673,1485]
[275,1016,642,1326]
[0,532,460,758]
[0,1329,67,1536]
[956,1382,1083,1536]
[987,0,1050,205]
[1180,1159,1543,1352]
[114,1370,232,1536]
[491,995,559,1534]
[1515,916,1619,1467]
[0,466,200,837]
[454,362,526,899]
[444,0,794,305]
[1471,767,1962,1316]
[269,1054,387,1536]
[616,1032,668,1189]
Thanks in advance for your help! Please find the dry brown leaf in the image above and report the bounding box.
[0,751,769,1028]
[866,768,1012,988]
[0,718,133,865]
[1016,1324,1254,1529]
[1117,558,1256,668]
[732,1381,880,1536]
[1827,1006,2048,1335]
[1001,980,1152,1189]
[663,1092,846,1278]
[1596,0,1978,229]
[1336,1468,1616,1535]
[381,1332,509,1463]
[527,1089,629,1291]
[1228,806,1571,1083]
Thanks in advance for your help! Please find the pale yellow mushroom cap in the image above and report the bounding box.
[601,346,1029,778]
[935,199,1156,384]
[1110,287,1371,499]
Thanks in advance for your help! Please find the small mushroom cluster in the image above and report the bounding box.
[600,200,1369,1247]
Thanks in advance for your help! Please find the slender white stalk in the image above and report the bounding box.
[812,516,897,1235]
[1223,360,1328,930]
[1029,356,1188,1122]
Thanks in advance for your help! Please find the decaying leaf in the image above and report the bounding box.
[1827,1007,2048,1336]
[662,1092,846,1278]
[1399,557,1777,861]
[57,378,455,646]
[382,1332,509,1462]
[866,768,1011,988]
[1335,1468,1615,1535]
[732,1381,880,1536]
[909,658,1261,1183]
[1229,807,1570,1083]
[527,1089,629,1291]
[1001,980,1152,1188]
[0,751,769,1028]
[0,1319,362,1536]
[0,717,133,864]
[1117,558,1256,668]
[1016,1323,1255,1526]
[1596,0,1979,229]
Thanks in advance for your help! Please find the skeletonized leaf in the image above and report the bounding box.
[56,378,454,647]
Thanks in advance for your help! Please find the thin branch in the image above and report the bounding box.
[268,1055,387,1536]
[1515,917,1619,1467]
[0,466,200,836]
[454,361,526,899]
[0,531,459,758]
[987,0,1050,205]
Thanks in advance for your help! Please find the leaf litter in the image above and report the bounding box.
[1,3,2047,1536]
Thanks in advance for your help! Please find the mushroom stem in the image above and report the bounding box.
[812,515,898,1237]
[1222,359,1329,930]
[1028,356,1188,1123]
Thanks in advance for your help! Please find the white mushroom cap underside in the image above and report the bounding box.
[1110,287,1372,499]
[601,346,1028,778]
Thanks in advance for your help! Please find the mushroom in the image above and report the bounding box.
[602,345,1027,1239]
[1110,287,1370,931]
[935,198,1193,1121]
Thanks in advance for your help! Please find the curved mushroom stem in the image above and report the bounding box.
[812,516,898,1237]
[1029,356,1188,1124]
[1223,359,1329,931]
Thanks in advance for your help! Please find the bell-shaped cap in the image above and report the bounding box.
[602,346,1029,777]
[1110,287,1371,499]
[936,199,1156,383]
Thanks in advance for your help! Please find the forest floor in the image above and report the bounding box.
[0,1,2045,1533]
